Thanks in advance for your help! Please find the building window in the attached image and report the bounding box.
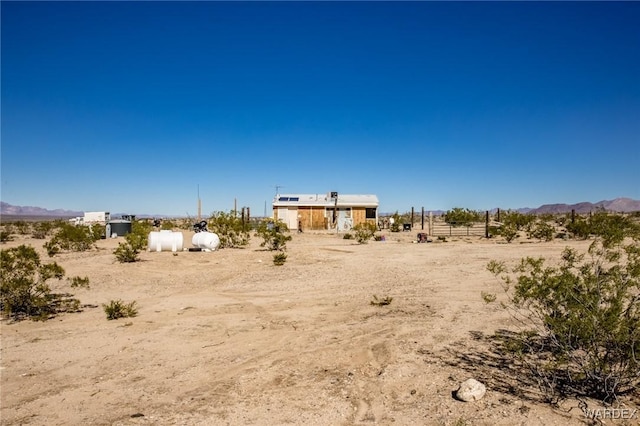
[365,208,377,219]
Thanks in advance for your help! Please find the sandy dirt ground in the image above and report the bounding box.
[1,229,638,426]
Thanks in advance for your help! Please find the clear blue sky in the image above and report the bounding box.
[2,1,638,216]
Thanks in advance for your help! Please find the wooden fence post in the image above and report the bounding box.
[429,211,433,235]
[485,211,489,238]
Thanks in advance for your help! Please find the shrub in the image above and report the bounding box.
[486,235,640,402]
[114,243,139,263]
[1,245,80,320]
[44,223,101,256]
[255,219,292,251]
[0,230,14,243]
[273,252,287,266]
[444,208,483,227]
[538,213,556,223]
[103,299,138,320]
[390,212,402,232]
[353,222,377,244]
[343,233,353,240]
[207,211,250,248]
[589,212,639,246]
[526,220,555,242]
[68,276,90,289]
[501,210,536,231]
[13,221,31,235]
[31,221,56,239]
[566,212,639,246]
[114,221,150,263]
[481,291,496,303]
[565,215,590,240]
[88,223,106,240]
[160,220,176,230]
[494,223,519,243]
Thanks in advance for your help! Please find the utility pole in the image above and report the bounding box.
[197,184,201,222]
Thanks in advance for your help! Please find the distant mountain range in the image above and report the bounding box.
[524,197,640,214]
[2,198,639,219]
[0,202,83,218]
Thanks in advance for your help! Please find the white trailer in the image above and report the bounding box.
[83,211,110,224]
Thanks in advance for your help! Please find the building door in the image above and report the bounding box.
[337,208,353,231]
[277,207,298,230]
[287,208,298,230]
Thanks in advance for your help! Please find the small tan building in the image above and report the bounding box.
[273,192,379,231]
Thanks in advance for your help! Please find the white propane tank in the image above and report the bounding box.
[148,230,184,252]
[192,232,220,252]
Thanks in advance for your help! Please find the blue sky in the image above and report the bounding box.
[2,1,638,216]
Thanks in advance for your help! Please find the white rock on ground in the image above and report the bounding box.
[455,378,487,402]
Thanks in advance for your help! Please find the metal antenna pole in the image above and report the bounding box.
[197,184,202,222]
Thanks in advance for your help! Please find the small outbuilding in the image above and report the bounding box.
[272,192,379,231]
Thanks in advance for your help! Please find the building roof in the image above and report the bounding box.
[272,193,379,208]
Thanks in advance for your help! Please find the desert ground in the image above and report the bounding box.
[1,228,638,425]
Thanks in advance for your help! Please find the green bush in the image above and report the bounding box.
[273,252,287,266]
[565,215,590,240]
[13,221,31,235]
[103,299,138,320]
[343,233,353,240]
[114,221,150,263]
[68,276,90,289]
[31,221,57,239]
[114,243,139,263]
[390,212,402,232]
[0,230,14,243]
[501,210,536,231]
[353,222,377,244]
[566,212,639,246]
[486,234,640,402]
[494,223,519,243]
[44,223,101,256]
[207,211,250,248]
[1,245,80,320]
[160,220,176,230]
[444,208,483,227]
[526,220,555,242]
[255,219,292,251]
[89,223,106,240]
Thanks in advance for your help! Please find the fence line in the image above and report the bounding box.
[429,222,487,237]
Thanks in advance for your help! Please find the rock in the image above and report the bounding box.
[455,378,486,402]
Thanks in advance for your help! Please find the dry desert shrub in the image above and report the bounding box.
[486,222,640,403]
